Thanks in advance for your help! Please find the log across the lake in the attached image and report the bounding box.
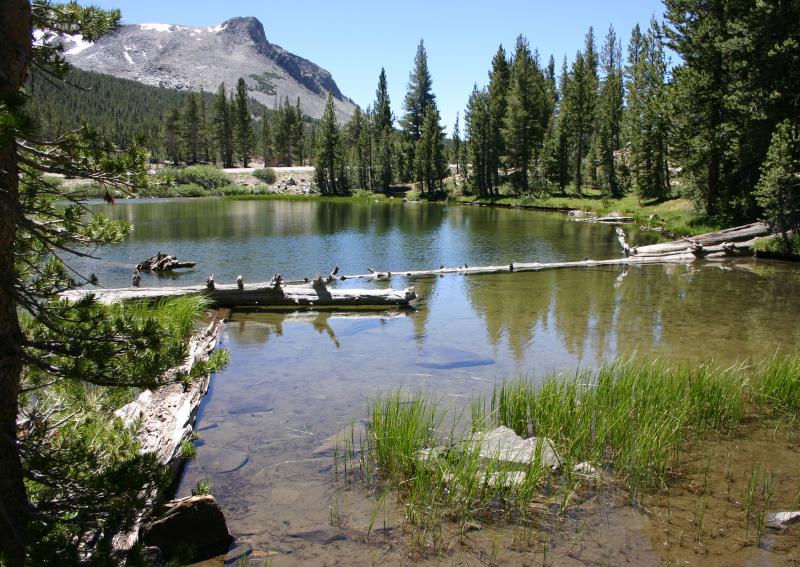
[60,280,418,307]
[60,222,775,307]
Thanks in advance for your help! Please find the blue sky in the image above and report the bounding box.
[88,0,667,131]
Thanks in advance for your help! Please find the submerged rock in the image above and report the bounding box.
[287,527,347,545]
[141,495,233,562]
[573,461,599,477]
[466,426,561,470]
[767,511,800,530]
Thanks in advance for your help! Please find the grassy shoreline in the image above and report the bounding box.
[335,354,800,556]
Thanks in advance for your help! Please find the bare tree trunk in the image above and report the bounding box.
[0,2,32,564]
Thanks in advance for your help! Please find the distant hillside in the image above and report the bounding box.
[26,67,271,156]
[64,16,356,121]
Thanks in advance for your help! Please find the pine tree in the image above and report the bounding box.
[163,107,181,165]
[401,39,436,142]
[232,78,252,166]
[260,113,272,166]
[198,89,210,162]
[595,25,624,196]
[181,92,200,164]
[374,68,393,132]
[563,51,590,193]
[487,45,510,191]
[502,35,548,193]
[212,83,233,167]
[624,19,670,201]
[1,3,225,563]
[293,97,304,165]
[755,120,800,246]
[452,112,462,177]
[315,92,344,194]
[465,85,491,195]
[415,105,447,194]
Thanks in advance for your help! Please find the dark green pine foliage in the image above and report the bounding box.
[755,120,800,246]
[233,78,253,167]
[452,112,462,177]
[345,106,370,190]
[595,25,624,196]
[582,27,600,188]
[563,51,591,193]
[624,20,670,201]
[415,105,448,194]
[401,39,436,142]
[163,107,181,165]
[181,92,200,164]
[293,97,305,164]
[487,45,510,191]
[465,85,491,195]
[502,35,549,193]
[666,0,800,222]
[212,83,233,167]
[373,69,394,190]
[198,89,211,162]
[273,96,299,165]
[315,92,346,194]
[260,112,272,166]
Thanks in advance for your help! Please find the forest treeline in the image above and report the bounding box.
[29,1,799,227]
[318,1,799,228]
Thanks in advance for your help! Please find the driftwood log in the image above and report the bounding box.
[137,253,196,272]
[112,318,221,552]
[60,280,417,308]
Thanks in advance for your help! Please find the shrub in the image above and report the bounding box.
[252,167,277,184]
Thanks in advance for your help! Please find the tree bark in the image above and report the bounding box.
[0,2,32,564]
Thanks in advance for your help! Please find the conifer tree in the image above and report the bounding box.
[466,85,491,195]
[452,112,462,176]
[624,19,670,200]
[401,40,436,142]
[502,35,548,193]
[198,89,210,162]
[375,68,393,132]
[232,79,251,166]
[212,83,233,167]
[595,25,624,196]
[293,97,304,165]
[755,120,800,247]
[260,113,272,166]
[315,92,345,194]
[487,45,510,190]
[415,105,447,194]
[181,92,200,164]
[163,107,181,165]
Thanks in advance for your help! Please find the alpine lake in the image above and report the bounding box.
[80,197,800,566]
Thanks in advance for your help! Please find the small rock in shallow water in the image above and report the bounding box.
[287,527,347,545]
[767,511,800,530]
[466,426,561,470]
[224,543,253,564]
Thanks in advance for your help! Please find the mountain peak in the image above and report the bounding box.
[221,16,268,46]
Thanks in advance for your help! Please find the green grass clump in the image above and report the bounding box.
[754,354,800,412]
[168,164,231,189]
[252,167,277,184]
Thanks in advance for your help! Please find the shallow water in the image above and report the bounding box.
[79,198,800,564]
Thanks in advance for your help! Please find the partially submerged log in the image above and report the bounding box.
[112,318,221,552]
[630,222,770,257]
[137,253,196,272]
[61,280,417,308]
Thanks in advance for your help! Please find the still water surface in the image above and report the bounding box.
[84,198,800,564]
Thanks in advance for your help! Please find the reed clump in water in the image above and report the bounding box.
[336,354,800,555]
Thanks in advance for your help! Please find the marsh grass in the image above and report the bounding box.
[339,354,800,555]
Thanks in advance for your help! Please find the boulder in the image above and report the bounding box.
[466,426,561,470]
[767,511,800,530]
[141,495,233,562]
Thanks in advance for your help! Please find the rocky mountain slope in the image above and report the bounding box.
[65,16,355,121]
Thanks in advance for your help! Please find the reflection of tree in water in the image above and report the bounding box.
[406,275,437,344]
[465,271,556,361]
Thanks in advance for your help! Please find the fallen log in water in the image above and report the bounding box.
[137,253,196,272]
[61,279,417,308]
[629,222,770,257]
[112,317,221,552]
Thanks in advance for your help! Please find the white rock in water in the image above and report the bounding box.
[467,426,561,470]
[573,461,598,476]
[767,511,800,530]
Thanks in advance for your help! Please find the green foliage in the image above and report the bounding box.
[252,167,277,184]
[755,119,800,245]
[315,93,347,194]
[169,164,231,189]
